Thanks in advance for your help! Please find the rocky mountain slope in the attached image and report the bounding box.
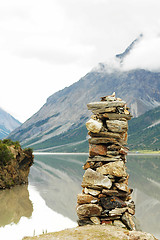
[0,107,21,139]
[8,37,160,151]
[8,68,160,151]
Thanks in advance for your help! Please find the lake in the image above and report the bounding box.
[0,153,160,239]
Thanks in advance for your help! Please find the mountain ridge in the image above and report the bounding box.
[0,107,21,139]
[8,37,160,150]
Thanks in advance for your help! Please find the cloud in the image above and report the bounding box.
[122,34,160,71]
[1,0,160,121]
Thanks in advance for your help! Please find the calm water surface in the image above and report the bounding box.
[0,153,160,239]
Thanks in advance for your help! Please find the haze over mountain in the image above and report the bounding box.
[8,38,160,151]
[0,108,21,139]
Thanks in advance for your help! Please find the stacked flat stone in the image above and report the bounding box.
[76,93,136,230]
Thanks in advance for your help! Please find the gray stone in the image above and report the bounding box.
[121,212,136,230]
[115,182,130,192]
[86,119,102,133]
[84,188,101,196]
[81,168,112,189]
[106,120,128,133]
[90,216,101,225]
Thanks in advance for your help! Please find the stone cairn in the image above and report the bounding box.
[76,93,136,230]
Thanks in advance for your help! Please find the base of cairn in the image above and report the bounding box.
[76,93,136,230]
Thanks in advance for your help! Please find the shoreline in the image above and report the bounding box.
[33,152,160,156]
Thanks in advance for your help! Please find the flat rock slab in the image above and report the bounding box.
[76,203,102,218]
[23,225,157,240]
[89,137,121,145]
[89,131,121,139]
[115,182,130,192]
[84,187,101,196]
[81,168,112,189]
[109,207,128,216]
[87,155,121,162]
[106,120,128,133]
[87,101,126,109]
[77,193,98,204]
[102,113,132,120]
[96,160,127,177]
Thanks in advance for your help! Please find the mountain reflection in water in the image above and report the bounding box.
[30,153,160,239]
[127,155,160,238]
[0,185,33,226]
[0,153,160,240]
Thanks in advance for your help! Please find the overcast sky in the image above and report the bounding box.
[1,0,160,122]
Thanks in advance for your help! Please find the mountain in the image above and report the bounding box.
[8,37,160,151]
[128,105,160,150]
[0,108,21,139]
[8,67,160,152]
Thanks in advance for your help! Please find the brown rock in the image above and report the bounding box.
[120,132,128,142]
[96,161,127,177]
[77,194,98,205]
[76,204,102,219]
[83,162,94,170]
[106,120,128,133]
[119,147,129,155]
[89,144,108,156]
[81,168,112,189]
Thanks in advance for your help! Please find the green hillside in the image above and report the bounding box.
[26,106,160,152]
[128,106,160,150]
